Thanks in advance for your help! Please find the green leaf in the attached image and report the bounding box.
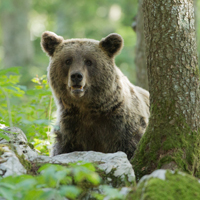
[0,130,10,141]
[0,182,15,190]
[59,185,82,199]
[31,77,40,84]
[86,172,101,185]
[16,178,37,190]
[6,86,19,92]
[0,67,21,76]
[0,83,14,87]
[54,170,68,184]
[100,185,124,199]
[91,192,104,200]
[68,162,101,185]
[17,85,27,91]
[0,187,14,200]
[26,89,51,96]
[39,189,62,200]
[33,119,51,125]
[20,119,33,125]
[23,189,44,200]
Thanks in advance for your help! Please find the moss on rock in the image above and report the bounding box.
[0,144,10,157]
[128,170,200,200]
[0,147,6,157]
[12,147,40,175]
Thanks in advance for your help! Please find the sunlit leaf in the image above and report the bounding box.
[0,187,14,200]
[0,67,21,76]
[0,130,10,141]
[15,178,37,190]
[100,185,124,199]
[39,189,62,200]
[59,185,82,199]
[33,119,50,125]
[87,172,101,185]
[23,189,44,200]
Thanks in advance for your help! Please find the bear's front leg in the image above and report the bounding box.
[50,127,71,156]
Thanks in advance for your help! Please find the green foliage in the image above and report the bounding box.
[0,162,124,200]
[0,129,10,141]
[0,67,55,155]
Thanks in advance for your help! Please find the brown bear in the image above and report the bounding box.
[41,31,149,159]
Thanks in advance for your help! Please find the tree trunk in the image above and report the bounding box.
[131,0,200,179]
[135,0,148,90]
[193,0,197,30]
[0,0,33,68]
[195,0,200,68]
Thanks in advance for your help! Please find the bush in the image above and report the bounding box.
[0,67,55,155]
[0,162,124,200]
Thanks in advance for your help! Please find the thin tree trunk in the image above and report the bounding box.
[132,0,200,179]
[135,0,148,90]
[1,0,33,68]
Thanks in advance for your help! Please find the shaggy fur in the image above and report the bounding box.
[41,31,150,159]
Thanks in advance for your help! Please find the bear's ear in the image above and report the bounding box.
[99,33,123,57]
[41,31,64,56]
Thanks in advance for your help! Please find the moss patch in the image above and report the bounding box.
[12,147,40,175]
[16,153,37,175]
[0,147,6,157]
[0,144,10,157]
[128,170,200,200]
[28,142,34,150]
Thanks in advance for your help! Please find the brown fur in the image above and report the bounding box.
[41,31,150,159]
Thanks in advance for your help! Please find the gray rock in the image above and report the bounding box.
[0,126,38,160]
[30,151,136,186]
[0,126,38,177]
[138,169,167,186]
[0,146,26,177]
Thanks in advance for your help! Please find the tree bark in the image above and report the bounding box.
[0,0,33,68]
[193,0,197,30]
[195,0,200,68]
[131,0,200,179]
[135,0,148,90]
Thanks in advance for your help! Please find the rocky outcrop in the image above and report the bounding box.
[0,127,38,177]
[0,126,135,188]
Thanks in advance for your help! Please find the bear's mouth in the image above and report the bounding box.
[71,85,84,94]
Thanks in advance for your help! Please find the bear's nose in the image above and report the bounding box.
[71,72,83,84]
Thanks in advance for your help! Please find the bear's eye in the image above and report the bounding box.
[65,58,73,65]
[85,59,92,66]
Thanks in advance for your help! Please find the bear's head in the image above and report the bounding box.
[41,31,123,108]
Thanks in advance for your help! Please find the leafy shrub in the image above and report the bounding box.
[0,67,55,155]
[0,162,124,200]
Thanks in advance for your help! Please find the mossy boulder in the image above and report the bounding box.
[127,169,200,200]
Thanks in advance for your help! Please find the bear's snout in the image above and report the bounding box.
[70,72,83,84]
[68,71,86,97]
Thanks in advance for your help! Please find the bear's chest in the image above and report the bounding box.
[60,113,125,152]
